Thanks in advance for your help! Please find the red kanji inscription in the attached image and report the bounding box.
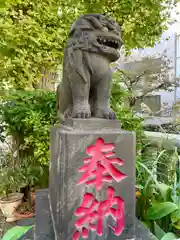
[72,187,124,240]
[78,138,127,191]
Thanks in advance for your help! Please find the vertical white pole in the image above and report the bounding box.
[173,32,177,122]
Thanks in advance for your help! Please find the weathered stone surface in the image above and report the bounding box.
[35,189,54,240]
[34,189,157,240]
[49,118,136,240]
[135,220,158,240]
[60,118,121,131]
[56,14,123,121]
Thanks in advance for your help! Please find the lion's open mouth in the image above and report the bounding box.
[97,37,120,49]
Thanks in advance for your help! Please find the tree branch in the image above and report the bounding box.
[135,82,173,100]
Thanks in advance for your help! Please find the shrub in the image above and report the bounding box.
[0,90,57,187]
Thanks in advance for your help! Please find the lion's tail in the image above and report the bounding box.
[56,80,72,122]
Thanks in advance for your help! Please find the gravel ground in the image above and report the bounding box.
[0,210,16,238]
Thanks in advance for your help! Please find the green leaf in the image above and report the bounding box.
[172,196,180,207]
[156,183,172,201]
[2,226,34,240]
[171,208,180,223]
[172,222,180,230]
[161,232,179,240]
[136,184,144,190]
[147,202,178,220]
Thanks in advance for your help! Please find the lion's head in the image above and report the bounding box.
[68,13,123,62]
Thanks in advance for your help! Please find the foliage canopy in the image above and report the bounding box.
[0,0,175,88]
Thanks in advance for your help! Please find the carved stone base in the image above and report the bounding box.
[49,118,137,239]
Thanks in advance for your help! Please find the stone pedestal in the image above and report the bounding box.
[49,118,136,240]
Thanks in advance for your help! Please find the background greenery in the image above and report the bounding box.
[0,0,176,89]
[0,90,57,190]
[0,0,179,238]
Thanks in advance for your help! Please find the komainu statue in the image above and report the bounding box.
[56,13,123,121]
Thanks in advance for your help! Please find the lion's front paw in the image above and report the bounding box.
[72,105,91,119]
[94,107,116,119]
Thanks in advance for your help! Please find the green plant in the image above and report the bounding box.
[146,182,180,237]
[0,89,57,188]
[2,225,34,240]
[19,156,47,189]
[136,144,180,238]
[0,166,24,196]
[0,159,41,196]
[0,156,44,213]
[0,90,57,164]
